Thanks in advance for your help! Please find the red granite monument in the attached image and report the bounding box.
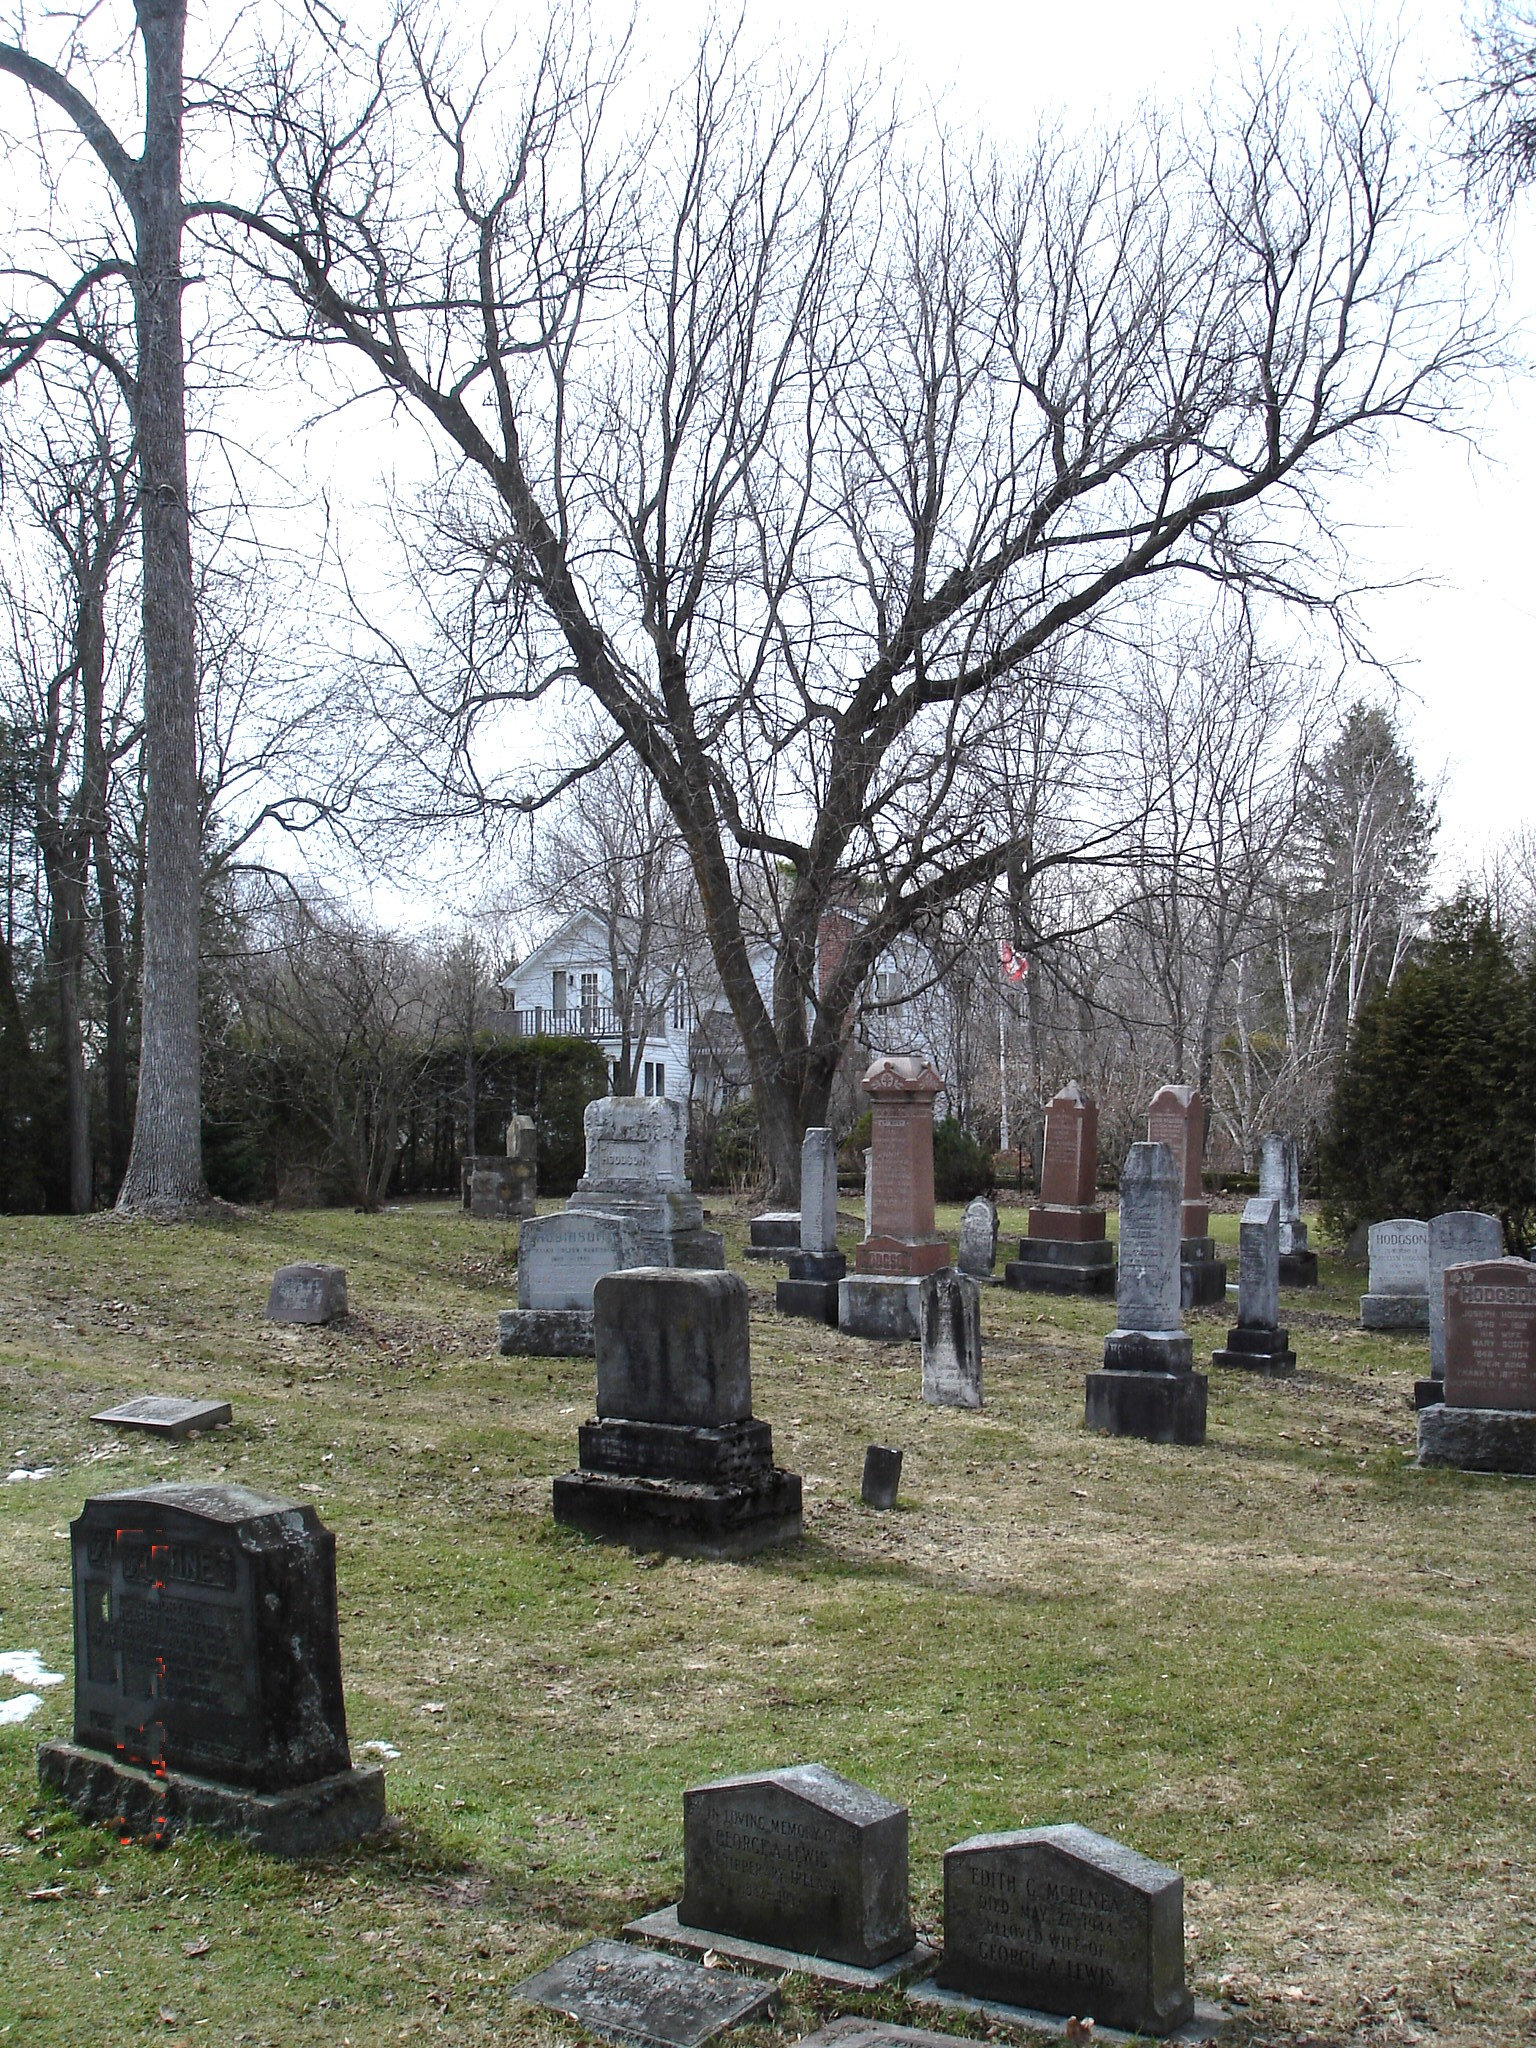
[1146,1084,1225,1309]
[1005,1083,1114,1296]
[854,1055,949,1278]
[1420,1257,1536,1474]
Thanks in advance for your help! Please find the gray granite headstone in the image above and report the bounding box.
[678,1762,915,1968]
[265,1263,347,1325]
[934,1823,1193,2037]
[1113,1143,1182,1334]
[513,1938,775,2048]
[594,1268,751,1426]
[1429,1211,1504,1378]
[919,1269,982,1408]
[1368,1219,1429,1294]
[90,1396,232,1439]
[567,1096,723,1267]
[519,1210,635,1310]
[957,1198,998,1278]
[801,1128,839,1257]
[1237,1197,1280,1329]
[1258,1132,1303,1252]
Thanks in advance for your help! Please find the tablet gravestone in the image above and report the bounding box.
[841,1056,949,1340]
[552,1268,802,1557]
[463,1113,538,1221]
[1084,1143,1206,1444]
[957,1198,998,1279]
[777,1128,848,1324]
[919,1270,983,1408]
[927,1824,1194,2038]
[1360,1219,1430,1332]
[1005,1083,1115,1296]
[1419,1258,1536,1474]
[1146,1086,1226,1308]
[37,1482,384,1855]
[1212,1197,1295,1375]
[1260,1130,1317,1286]
[265,1263,347,1325]
[1427,1211,1504,1387]
[861,1445,903,1509]
[500,1211,635,1358]
[627,1763,932,1986]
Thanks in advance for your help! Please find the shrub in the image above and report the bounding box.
[933,1118,995,1201]
[710,1098,761,1189]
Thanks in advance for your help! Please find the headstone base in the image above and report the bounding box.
[1085,1368,1208,1445]
[906,1983,1229,2045]
[1360,1293,1430,1332]
[1102,1327,1194,1372]
[788,1250,847,1281]
[1005,1235,1116,1296]
[1417,1404,1536,1474]
[838,1275,923,1341]
[745,1213,801,1261]
[37,1742,385,1858]
[1278,1249,1319,1288]
[498,1307,595,1357]
[775,1278,840,1324]
[1211,1326,1295,1375]
[577,1417,775,1484]
[1414,1378,1444,1409]
[1179,1239,1227,1309]
[625,1907,937,1992]
[551,1468,803,1558]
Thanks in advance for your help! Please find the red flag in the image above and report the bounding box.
[999,939,1029,983]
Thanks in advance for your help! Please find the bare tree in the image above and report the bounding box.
[1457,4,1536,208]
[220,13,1492,1194]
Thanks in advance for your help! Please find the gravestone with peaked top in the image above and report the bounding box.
[1260,1130,1316,1287]
[1360,1219,1430,1332]
[777,1128,848,1324]
[1212,1197,1295,1374]
[1005,1082,1114,1296]
[552,1268,801,1558]
[840,1057,948,1341]
[1419,1257,1536,1473]
[1146,1086,1226,1309]
[1084,1143,1206,1444]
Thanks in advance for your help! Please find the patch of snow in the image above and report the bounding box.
[0,1693,44,1726]
[0,1653,64,1689]
[5,1466,54,1483]
[359,1739,401,1760]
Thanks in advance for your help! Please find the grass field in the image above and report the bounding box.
[1,1199,1533,2048]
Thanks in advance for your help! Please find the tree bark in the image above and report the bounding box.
[116,0,204,1209]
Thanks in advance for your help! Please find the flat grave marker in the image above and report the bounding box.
[90,1396,232,1439]
[513,1938,776,2048]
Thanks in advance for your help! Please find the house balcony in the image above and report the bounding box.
[488,1004,630,1042]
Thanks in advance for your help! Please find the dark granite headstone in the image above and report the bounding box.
[862,1445,903,1509]
[37,1483,383,1854]
[513,1938,775,2048]
[677,1764,915,1969]
[265,1263,347,1325]
[91,1396,232,1439]
[933,1824,1193,2037]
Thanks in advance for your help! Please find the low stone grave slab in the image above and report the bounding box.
[627,1906,934,1992]
[91,1395,232,1439]
[820,2006,1225,2048]
[512,1937,776,2048]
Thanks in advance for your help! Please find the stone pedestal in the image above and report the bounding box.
[1086,1143,1206,1447]
[1005,1235,1116,1296]
[776,1249,847,1325]
[1418,1405,1536,1473]
[839,1274,923,1342]
[853,1055,949,1277]
[1279,1246,1319,1288]
[552,1270,801,1558]
[1212,1326,1295,1374]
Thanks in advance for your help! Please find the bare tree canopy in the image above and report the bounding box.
[206,12,1493,1191]
[1457,3,1536,208]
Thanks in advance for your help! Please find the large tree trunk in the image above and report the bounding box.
[117,0,204,1211]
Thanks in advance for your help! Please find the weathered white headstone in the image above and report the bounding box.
[1360,1218,1430,1331]
[1212,1197,1294,1374]
[801,1128,839,1257]
[519,1212,635,1311]
[566,1096,723,1268]
[956,1198,997,1278]
[919,1270,982,1408]
[1428,1211,1504,1378]
[1086,1143,1205,1442]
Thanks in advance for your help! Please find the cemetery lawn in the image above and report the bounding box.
[2,1203,1534,2048]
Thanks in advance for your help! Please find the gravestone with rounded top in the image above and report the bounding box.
[1419,1257,1536,1474]
[842,1056,948,1340]
[1084,1143,1205,1444]
[37,1482,384,1855]
[919,1269,983,1408]
[930,1823,1194,2037]
[1212,1197,1295,1374]
[957,1198,998,1279]
[1360,1219,1430,1332]
[1146,1086,1225,1307]
[1006,1083,1114,1296]
[1260,1130,1316,1286]
[553,1268,801,1557]
[777,1128,847,1323]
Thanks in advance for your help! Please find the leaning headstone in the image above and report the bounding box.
[957,1198,998,1279]
[265,1263,347,1325]
[463,1114,538,1221]
[566,1095,724,1268]
[920,1823,1194,2038]
[1428,1211,1504,1386]
[627,1764,932,1987]
[499,1211,635,1357]
[37,1483,385,1855]
[552,1268,802,1557]
[861,1445,903,1509]
[1260,1130,1317,1286]
[1084,1143,1206,1444]
[778,1127,848,1324]
[1359,1219,1429,1332]
[919,1270,982,1409]
[1146,1086,1226,1309]
[90,1395,232,1440]
[513,1937,776,2048]
[1419,1258,1536,1474]
[1212,1197,1295,1374]
[1006,1082,1115,1297]
[841,1056,948,1340]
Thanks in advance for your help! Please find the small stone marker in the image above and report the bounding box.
[513,1937,776,2048]
[1259,1131,1316,1286]
[919,1270,983,1408]
[1360,1218,1430,1332]
[927,1823,1194,2037]
[1146,1086,1225,1308]
[861,1445,903,1509]
[1005,1082,1114,1296]
[631,1763,927,1982]
[552,1268,802,1557]
[1211,1197,1295,1375]
[37,1482,384,1855]
[1419,1258,1536,1474]
[265,1263,347,1325]
[90,1395,232,1439]
[1084,1143,1206,1444]
[1428,1211,1504,1381]
[777,1128,847,1322]
[957,1198,998,1278]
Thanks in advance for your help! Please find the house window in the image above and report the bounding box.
[643,1061,666,1098]
[552,969,567,1012]
[579,971,599,1017]
[672,983,686,1031]
[872,970,900,1005]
